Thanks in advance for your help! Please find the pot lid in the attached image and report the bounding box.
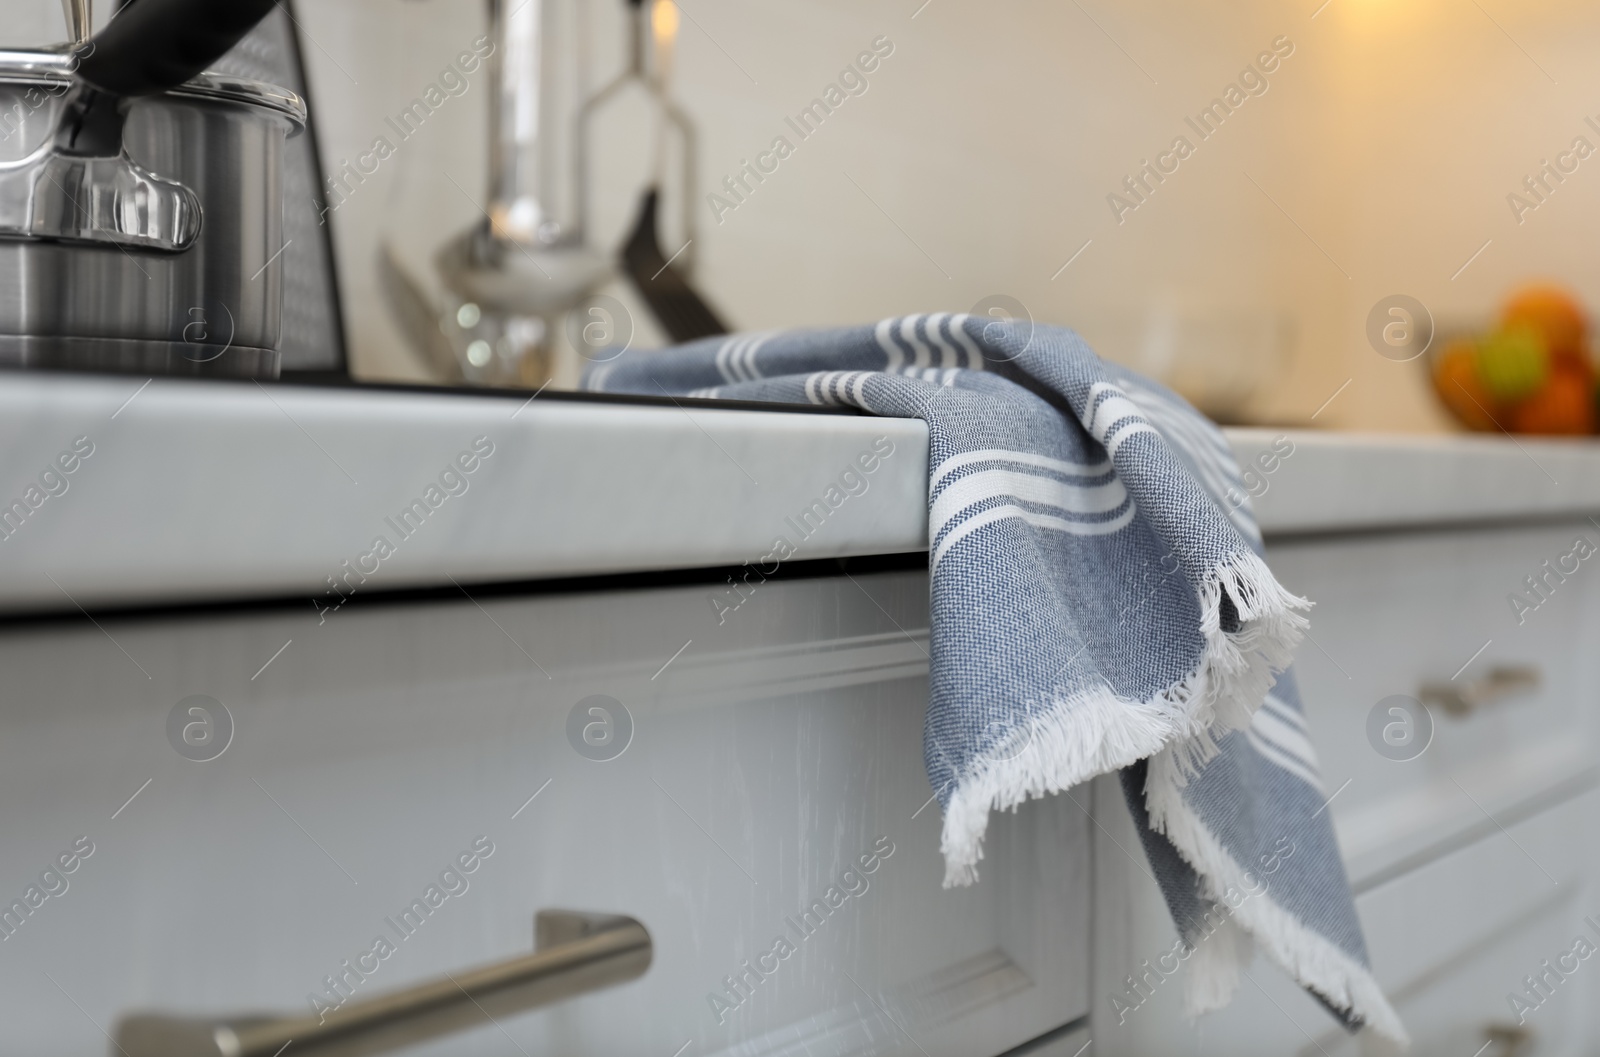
[0,46,305,125]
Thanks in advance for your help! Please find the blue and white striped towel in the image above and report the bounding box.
[587,314,1404,1040]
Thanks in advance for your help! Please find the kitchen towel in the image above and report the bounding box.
[585,314,1404,1041]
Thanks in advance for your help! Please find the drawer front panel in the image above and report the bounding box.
[1090,779,1598,1057]
[0,569,1088,1057]
[1267,522,1600,885]
[1344,786,1600,1057]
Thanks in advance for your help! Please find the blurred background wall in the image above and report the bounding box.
[12,0,1600,431]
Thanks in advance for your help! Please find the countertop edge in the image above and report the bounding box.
[3,374,1600,613]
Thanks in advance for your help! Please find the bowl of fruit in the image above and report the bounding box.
[1432,285,1598,435]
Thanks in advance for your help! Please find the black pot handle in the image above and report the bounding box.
[74,0,279,96]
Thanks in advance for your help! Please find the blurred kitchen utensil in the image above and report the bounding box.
[378,241,462,380]
[605,0,724,341]
[383,0,608,386]
[622,184,725,340]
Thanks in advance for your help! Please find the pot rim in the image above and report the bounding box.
[0,46,306,126]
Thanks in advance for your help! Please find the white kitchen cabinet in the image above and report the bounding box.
[7,379,1600,1056]
[1092,510,1600,1056]
[1273,523,1600,890]
[0,567,1089,1057]
[1352,788,1599,1057]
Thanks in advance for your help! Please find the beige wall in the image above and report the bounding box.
[12,0,1600,431]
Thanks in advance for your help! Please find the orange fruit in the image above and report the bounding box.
[1433,339,1501,431]
[1502,284,1588,364]
[1508,362,1596,434]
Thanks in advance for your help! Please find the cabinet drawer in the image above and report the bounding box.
[1090,779,1598,1057]
[0,569,1087,1057]
[1267,522,1600,885]
[1343,786,1599,1057]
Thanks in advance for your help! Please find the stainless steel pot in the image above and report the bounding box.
[0,0,299,378]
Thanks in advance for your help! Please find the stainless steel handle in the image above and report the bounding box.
[113,909,652,1057]
[59,0,90,44]
[0,133,203,251]
[1419,665,1541,718]
[11,0,278,252]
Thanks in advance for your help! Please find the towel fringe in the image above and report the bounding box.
[1144,750,1408,1043]
[939,683,1193,887]
[938,548,1407,1044]
[1184,915,1251,1014]
[939,548,1307,885]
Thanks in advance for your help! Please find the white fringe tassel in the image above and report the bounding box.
[940,550,1306,884]
[1185,916,1252,1014]
[1145,749,1409,1043]
[937,549,1407,1043]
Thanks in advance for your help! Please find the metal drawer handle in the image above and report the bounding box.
[1419,665,1541,718]
[113,909,651,1057]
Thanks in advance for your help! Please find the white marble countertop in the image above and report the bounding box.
[2,374,1598,614]
[1231,427,1600,536]
[0,375,927,614]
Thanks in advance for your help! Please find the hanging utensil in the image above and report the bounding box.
[580,0,725,342]
[622,185,724,340]
[390,0,608,386]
